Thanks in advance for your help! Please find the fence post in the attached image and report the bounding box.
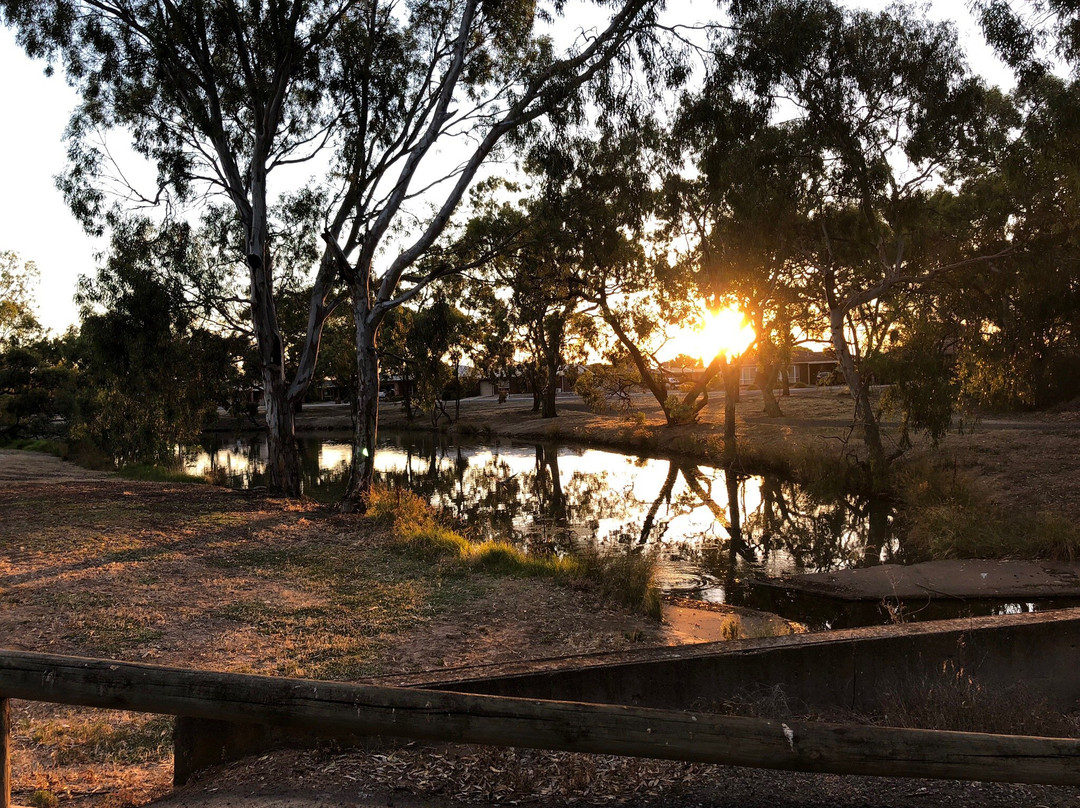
[1,697,10,808]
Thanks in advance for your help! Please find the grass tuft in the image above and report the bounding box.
[376,485,662,618]
[397,523,472,561]
[896,454,1080,562]
[2,438,68,457]
[117,463,206,484]
[575,545,663,620]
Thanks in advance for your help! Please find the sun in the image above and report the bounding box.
[666,305,755,363]
[700,306,756,359]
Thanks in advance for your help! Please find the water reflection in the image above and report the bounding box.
[187,431,897,603]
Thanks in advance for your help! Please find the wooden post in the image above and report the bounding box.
[1,697,11,808]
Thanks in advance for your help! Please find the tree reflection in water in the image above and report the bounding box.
[189,432,897,601]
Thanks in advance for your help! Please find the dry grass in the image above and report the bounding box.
[1,452,670,806]
[895,453,1080,562]
[370,486,664,618]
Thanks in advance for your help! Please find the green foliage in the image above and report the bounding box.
[0,251,42,346]
[72,218,245,465]
[943,75,1080,411]
[663,394,699,425]
[380,296,472,423]
[871,320,957,448]
[0,337,79,442]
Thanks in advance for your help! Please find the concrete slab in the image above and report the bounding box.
[758,559,1080,601]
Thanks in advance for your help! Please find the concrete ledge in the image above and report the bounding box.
[760,560,1080,601]
[378,608,1080,714]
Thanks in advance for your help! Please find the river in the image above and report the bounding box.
[184,430,899,611]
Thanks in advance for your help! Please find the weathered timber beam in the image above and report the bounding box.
[1,650,1080,786]
[0,698,10,808]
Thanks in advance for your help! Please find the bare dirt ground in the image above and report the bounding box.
[0,450,771,807]
[4,386,1080,807]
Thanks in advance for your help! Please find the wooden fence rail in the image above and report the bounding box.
[2,648,1080,807]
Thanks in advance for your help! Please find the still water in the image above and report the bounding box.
[185,431,900,614]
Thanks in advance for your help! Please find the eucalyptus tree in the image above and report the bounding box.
[325,0,665,508]
[670,97,819,419]
[958,2,1080,409]
[2,0,663,509]
[0,252,43,347]
[455,184,587,419]
[708,0,1008,489]
[75,217,246,464]
[525,129,729,426]
[1,1,361,494]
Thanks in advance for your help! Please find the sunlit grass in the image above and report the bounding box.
[19,711,173,766]
[372,485,663,618]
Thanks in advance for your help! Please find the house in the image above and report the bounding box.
[738,348,841,387]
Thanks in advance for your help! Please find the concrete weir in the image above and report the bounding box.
[174,608,1080,783]
[385,608,1080,713]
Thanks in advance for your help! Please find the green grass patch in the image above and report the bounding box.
[896,455,1080,562]
[374,485,662,618]
[2,437,69,457]
[116,462,206,484]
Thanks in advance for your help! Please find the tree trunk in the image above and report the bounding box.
[542,351,559,418]
[829,307,889,491]
[722,359,740,465]
[342,306,380,512]
[247,252,301,497]
[757,362,783,418]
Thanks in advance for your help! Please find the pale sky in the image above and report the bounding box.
[0,4,1011,335]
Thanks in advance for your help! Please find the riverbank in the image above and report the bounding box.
[277,390,1080,519]
[0,449,788,806]
[267,390,1080,560]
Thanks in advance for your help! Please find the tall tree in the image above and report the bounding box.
[708,0,1007,488]
[0,252,43,347]
[671,99,818,418]
[2,0,661,508]
[75,218,245,464]
[2,1,355,494]
[324,0,663,509]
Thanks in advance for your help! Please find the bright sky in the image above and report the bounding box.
[0,4,1012,335]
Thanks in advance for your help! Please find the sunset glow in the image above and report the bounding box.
[667,305,756,362]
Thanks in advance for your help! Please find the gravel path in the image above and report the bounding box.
[150,745,1080,808]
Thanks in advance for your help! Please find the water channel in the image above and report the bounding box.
[185,431,1068,628]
